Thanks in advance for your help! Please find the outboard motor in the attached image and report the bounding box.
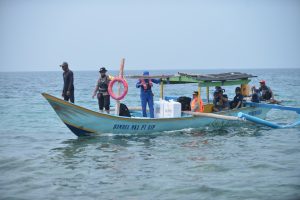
[177,96,191,111]
[119,103,131,117]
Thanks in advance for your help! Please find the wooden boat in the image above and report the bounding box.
[42,93,271,136]
[42,72,275,136]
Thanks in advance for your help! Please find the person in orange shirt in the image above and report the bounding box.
[190,91,204,112]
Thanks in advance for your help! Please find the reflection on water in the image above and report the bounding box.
[50,124,266,174]
[51,135,159,171]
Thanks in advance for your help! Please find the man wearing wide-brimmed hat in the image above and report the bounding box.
[92,67,111,113]
[60,62,75,103]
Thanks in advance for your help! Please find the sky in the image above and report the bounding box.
[0,0,299,72]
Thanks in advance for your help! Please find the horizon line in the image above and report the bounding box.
[0,66,299,73]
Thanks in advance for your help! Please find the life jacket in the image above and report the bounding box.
[98,75,110,93]
[191,97,204,112]
[140,79,153,91]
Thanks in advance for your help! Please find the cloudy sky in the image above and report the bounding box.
[0,0,299,71]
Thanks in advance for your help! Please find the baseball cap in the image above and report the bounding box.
[60,62,68,67]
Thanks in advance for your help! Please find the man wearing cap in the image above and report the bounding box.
[136,71,160,118]
[259,80,274,101]
[60,62,74,103]
[92,67,111,113]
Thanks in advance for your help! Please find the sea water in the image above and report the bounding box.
[0,68,299,200]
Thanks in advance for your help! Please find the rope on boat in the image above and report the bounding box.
[237,112,300,129]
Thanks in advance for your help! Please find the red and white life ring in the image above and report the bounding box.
[108,77,128,100]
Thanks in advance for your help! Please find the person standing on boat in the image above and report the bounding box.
[92,67,111,114]
[136,71,160,118]
[60,62,75,103]
[230,87,244,109]
[259,80,274,101]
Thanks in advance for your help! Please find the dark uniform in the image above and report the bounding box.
[62,69,74,103]
[213,93,229,111]
[251,88,260,103]
[259,85,272,100]
[97,75,110,111]
[230,93,244,109]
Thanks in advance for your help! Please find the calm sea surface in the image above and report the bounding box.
[0,68,300,200]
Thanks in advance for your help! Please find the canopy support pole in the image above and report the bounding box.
[198,82,201,99]
[160,79,164,100]
[197,82,202,111]
[206,86,209,103]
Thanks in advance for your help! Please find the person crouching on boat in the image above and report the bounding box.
[259,80,274,101]
[230,87,244,109]
[92,67,111,114]
[136,71,160,118]
[212,89,229,112]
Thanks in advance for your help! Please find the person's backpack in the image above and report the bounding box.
[119,103,131,117]
[177,96,191,111]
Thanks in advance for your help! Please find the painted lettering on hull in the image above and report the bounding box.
[113,124,156,130]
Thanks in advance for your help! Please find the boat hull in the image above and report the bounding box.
[42,93,270,136]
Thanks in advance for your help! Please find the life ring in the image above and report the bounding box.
[108,77,128,100]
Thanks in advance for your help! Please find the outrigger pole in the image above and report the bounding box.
[183,111,243,121]
[238,102,300,129]
[238,112,300,128]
